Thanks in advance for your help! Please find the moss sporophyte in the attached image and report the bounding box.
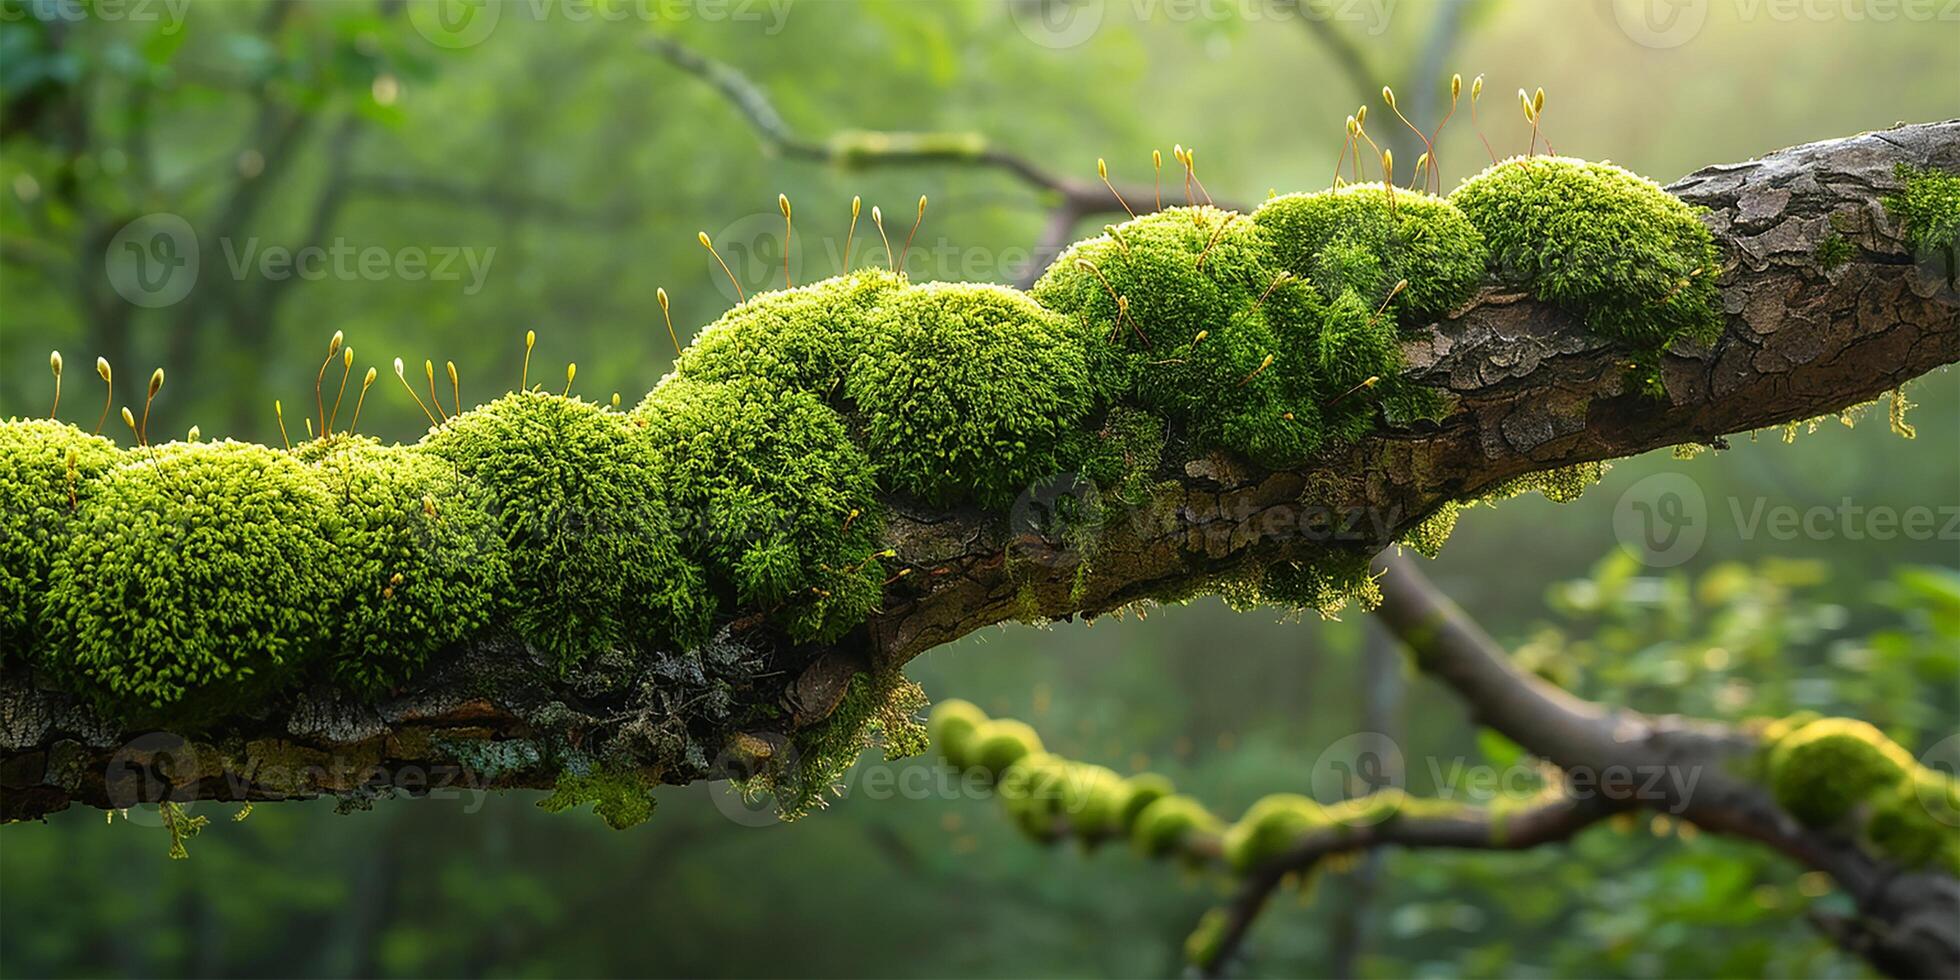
[8,156,1731,739]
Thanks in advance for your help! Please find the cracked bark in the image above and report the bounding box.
[3,122,1955,866]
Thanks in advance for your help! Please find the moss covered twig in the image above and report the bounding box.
[927,698,1614,975]
[1371,553,1960,979]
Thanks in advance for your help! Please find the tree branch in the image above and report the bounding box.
[1203,788,1610,976]
[3,120,1955,908]
[1370,552,1960,978]
[640,34,1231,217]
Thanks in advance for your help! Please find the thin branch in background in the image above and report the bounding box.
[1203,790,1613,976]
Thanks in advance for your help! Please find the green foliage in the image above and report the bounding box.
[41,440,340,723]
[847,281,1093,507]
[1253,184,1488,322]
[1450,157,1723,358]
[1884,163,1960,254]
[537,768,658,830]
[637,377,884,643]
[0,419,122,656]
[422,391,712,667]
[310,439,512,695]
[1813,232,1854,269]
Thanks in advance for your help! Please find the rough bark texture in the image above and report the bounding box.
[3,122,1955,835]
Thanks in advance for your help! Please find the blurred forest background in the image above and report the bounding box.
[0,0,1955,976]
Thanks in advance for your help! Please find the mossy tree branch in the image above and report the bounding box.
[924,552,1953,978]
[1370,553,1958,979]
[2,122,1955,863]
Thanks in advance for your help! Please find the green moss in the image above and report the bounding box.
[158,801,209,860]
[1184,908,1230,971]
[927,698,990,770]
[637,377,884,643]
[537,767,658,830]
[1400,503,1461,558]
[672,270,901,392]
[750,669,928,820]
[1765,717,1913,826]
[1058,761,1132,837]
[969,718,1044,779]
[1,153,1756,783]
[1450,156,1722,354]
[1884,164,1960,255]
[1118,772,1175,831]
[0,419,123,656]
[1222,792,1327,872]
[1072,406,1165,506]
[1814,232,1855,270]
[1762,716,1960,873]
[1400,463,1606,561]
[1131,793,1221,857]
[1867,774,1960,876]
[1253,184,1488,322]
[847,281,1093,508]
[422,391,712,667]
[1034,205,1278,361]
[310,440,512,695]
[41,440,341,723]
[1260,549,1380,618]
[996,753,1070,840]
[1033,204,1431,469]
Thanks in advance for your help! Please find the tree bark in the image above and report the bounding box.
[3,120,1955,827]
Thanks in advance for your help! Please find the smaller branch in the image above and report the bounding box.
[1369,551,1633,776]
[1203,790,1612,976]
[1276,0,1382,104]
[1017,201,1088,289]
[642,34,1230,218]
